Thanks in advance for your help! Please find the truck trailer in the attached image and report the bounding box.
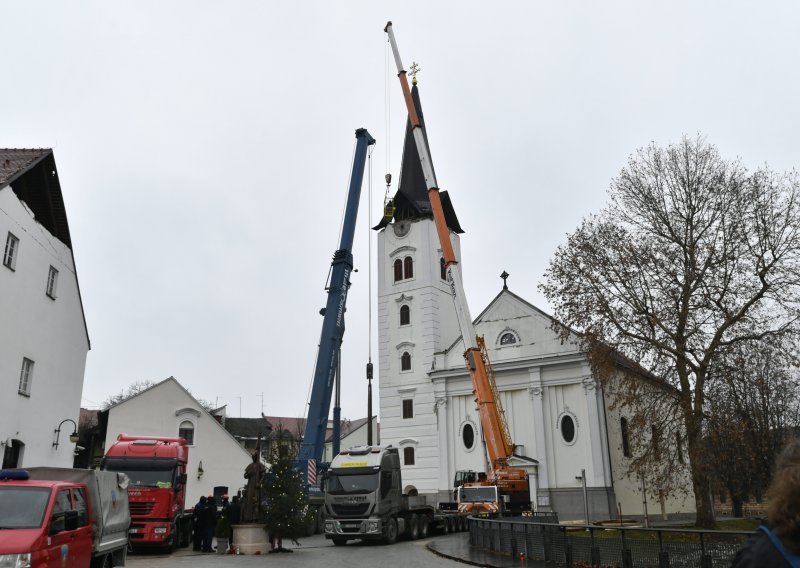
[0,467,130,568]
[324,446,469,545]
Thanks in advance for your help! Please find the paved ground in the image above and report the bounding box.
[126,532,512,567]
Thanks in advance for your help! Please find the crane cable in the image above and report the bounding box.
[367,139,373,368]
[384,35,393,208]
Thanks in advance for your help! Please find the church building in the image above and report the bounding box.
[374,84,694,522]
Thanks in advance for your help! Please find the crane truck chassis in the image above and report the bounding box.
[324,446,469,545]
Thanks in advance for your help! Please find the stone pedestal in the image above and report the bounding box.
[232,524,269,555]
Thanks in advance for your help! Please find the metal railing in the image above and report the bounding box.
[469,516,754,567]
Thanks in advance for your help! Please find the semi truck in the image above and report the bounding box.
[323,446,469,545]
[0,467,130,568]
[101,435,191,551]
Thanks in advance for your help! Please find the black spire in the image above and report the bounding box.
[373,84,463,233]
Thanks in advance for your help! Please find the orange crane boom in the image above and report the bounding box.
[384,22,528,503]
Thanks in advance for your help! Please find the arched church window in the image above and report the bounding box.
[401,351,411,371]
[400,305,410,326]
[560,414,576,444]
[620,417,631,457]
[651,425,661,460]
[393,259,403,282]
[404,256,414,279]
[500,332,517,345]
[440,257,447,280]
[462,423,475,450]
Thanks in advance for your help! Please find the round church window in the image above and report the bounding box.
[560,414,576,444]
[462,423,475,450]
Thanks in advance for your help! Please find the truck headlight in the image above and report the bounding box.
[0,554,32,568]
[324,520,334,532]
[366,520,380,533]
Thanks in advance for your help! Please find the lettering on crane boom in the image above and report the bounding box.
[337,268,350,326]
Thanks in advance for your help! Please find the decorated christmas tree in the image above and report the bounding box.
[261,435,313,550]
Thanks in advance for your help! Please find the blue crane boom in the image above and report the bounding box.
[298,128,375,485]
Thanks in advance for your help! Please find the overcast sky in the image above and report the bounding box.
[2,2,798,421]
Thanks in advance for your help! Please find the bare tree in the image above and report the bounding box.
[706,336,800,514]
[540,135,800,527]
[102,379,215,412]
[102,380,157,408]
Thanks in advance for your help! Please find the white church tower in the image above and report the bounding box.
[374,83,464,498]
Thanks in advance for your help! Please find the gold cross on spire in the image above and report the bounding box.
[409,62,421,85]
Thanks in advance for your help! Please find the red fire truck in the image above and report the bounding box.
[102,435,192,551]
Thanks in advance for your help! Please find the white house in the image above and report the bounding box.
[374,85,695,521]
[103,377,252,507]
[0,149,90,469]
[322,416,379,462]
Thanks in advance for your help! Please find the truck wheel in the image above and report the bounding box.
[383,517,398,545]
[418,516,429,539]
[184,518,193,547]
[332,537,348,546]
[90,554,111,568]
[408,515,419,540]
[315,508,326,535]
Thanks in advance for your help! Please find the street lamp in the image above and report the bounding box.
[53,419,79,449]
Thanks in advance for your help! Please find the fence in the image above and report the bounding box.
[469,517,754,568]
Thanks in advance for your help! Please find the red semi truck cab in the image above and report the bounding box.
[101,435,191,551]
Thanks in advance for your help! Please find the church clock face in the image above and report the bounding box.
[393,221,410,238]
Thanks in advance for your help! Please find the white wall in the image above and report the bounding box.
[377,219,463,496]
[104,379,252,507]
[0,186,88,468]
[322,417,378,462]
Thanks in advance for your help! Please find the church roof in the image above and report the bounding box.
[373,84,463,233]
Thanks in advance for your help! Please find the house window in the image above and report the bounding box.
[399,305,410,326]
[178,421,195,445]
[4,232,19,270]
[46,266,59,299]
[403,447,415,466]
[401,351,411,371]
[1,440,23,469]
[18,358,34,396]
[440,257,447,280]
[621,417,631,457]
[403,256,413,279]
[393,259,403,282]
[500,332,516,345]
[402,399,413,419]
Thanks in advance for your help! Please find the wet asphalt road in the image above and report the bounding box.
[125,533,470,567]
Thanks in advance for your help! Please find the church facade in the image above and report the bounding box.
[374,84,694,522]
